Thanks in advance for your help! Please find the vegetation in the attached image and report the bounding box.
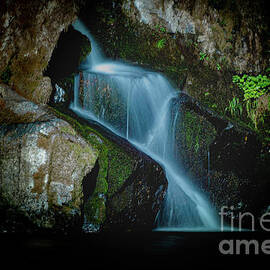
[229,73,270,130]
[232,74,270,101]
[225,97,243,118]
[199,52,207,61]
[156,38,166,49]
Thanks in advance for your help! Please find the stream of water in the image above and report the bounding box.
[71,19,219,231]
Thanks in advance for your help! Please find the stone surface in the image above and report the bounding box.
[0,0,168,233]
[0,83,49,124]
[65,112,168,232]
[174,93,270,227]
[0,0,80,104]
[0,84,168,232]
[123,0,268,73]
[0,85,98,230]
[104,155,167,231]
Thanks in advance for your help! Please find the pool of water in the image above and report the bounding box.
[1,231,268,267]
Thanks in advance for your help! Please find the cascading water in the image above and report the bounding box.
[72,19,219,231]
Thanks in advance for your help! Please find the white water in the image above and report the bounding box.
[71,20,219,231]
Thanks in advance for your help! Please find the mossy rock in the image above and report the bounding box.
[174,93,270,227]
[50,107,168,232]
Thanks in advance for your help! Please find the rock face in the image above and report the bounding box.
[103,150,167,231]
[80,0,269,130]
[0,0,168,233]
[123,0,268,73]
[60,110,168,233]
[0,84,98,231]
[0,0,80,104]
[174,93,270,228]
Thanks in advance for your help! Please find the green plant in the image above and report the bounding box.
[157,38,166,49]
[155,24,166,33]
[225,97,243,118]
[216,63,221,71]
[232,73,270,129]
[232,74,270,101]
[218,18,227,27]
[159,26,166,33]
[199,52,207,61]
[221,56,226,62]
[245,99,259,129]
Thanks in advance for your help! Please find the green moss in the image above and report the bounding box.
[84,196,106,225]
[95,147,109,195]
[49,107,135,226]
[183,110,216,154]
[59,125,77,136]
[107,143,134,197]
[79,40,92,64]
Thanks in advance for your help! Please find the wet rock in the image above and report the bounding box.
[0,83,168,232]
[0,83,49,124]
[103,153,167,231]
[76,115,168,232]
[174,92,269,227]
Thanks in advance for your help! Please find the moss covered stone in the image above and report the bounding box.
[49,107,137,227]
[174,97,217,181]
[50,106,167,231]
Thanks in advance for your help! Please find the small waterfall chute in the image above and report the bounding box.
[71,19,219,231]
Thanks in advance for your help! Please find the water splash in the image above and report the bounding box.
[71,19,219,231]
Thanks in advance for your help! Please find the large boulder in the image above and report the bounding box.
[0,84,98,231]
[63,110,168,233]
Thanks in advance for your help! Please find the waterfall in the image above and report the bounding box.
[71,19,219,231]
[73,20,105,69]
